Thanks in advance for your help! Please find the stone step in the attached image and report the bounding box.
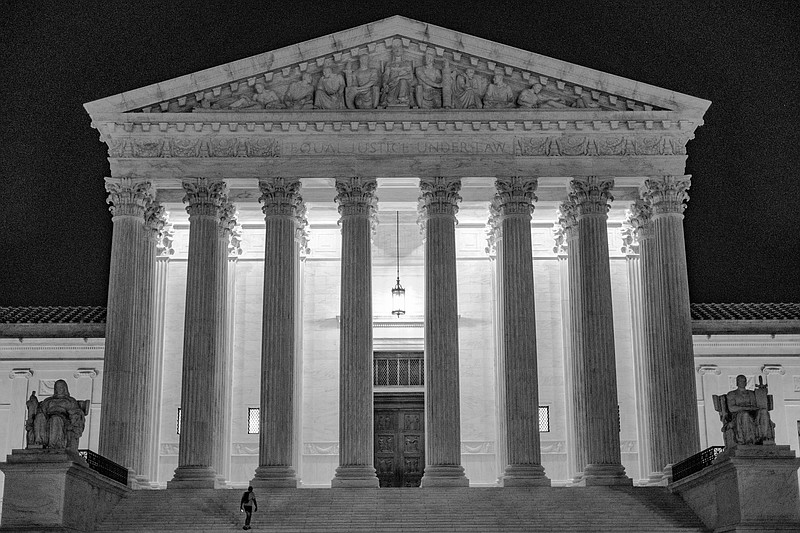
[96,487,708,532]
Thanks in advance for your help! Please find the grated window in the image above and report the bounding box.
[248,408,260,434]
[539,406,550,432]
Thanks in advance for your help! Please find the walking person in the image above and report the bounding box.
[240,486,257,530]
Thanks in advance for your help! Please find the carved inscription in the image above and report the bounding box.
[283,139,508,155]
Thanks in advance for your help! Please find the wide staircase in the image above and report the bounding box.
[95,486,709,532]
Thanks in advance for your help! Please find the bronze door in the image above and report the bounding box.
[374,407,424,487]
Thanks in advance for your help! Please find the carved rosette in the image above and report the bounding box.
[557,202,579,242]
[182,178,228,219]
[642,175,691,216]
[568,177,614,217]
[144,201,169,243]
[335,177,378,222]
[105,178,154,219]
[418,177,462,227]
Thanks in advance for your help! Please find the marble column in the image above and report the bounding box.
[252,177,304,488]
[168,178,229,489]
[486,210,507,484]
[331,177,379,488]
[147,222,173,486]
[419,177,469,487]
[101,178,153,477]
[621,206,652,484]
[558,203,588,482]
[219,224,241,485]
[568,177,631,486]
[642,175,700,471]
[492,177,550,487]
[8,369,33,451]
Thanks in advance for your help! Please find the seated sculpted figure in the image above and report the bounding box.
[345,54,379,109]
[415,50,444,109]
[314,61,346,109]
[28,380,88,452]
[483,72,515,109]
[713,374,775,447]
[452,68,484,109]
[283,73,315,109]
[380,41,414,107]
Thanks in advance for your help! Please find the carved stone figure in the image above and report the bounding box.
[415,50,444,109]
[345,54,380,109]
[315,62,346,109]
[452,68,484,109]
[572,92,601,108]
[380,41,414,107]
[30,380,88,452]
[483,72,515,108]
[227,83,283,110]
[713,375,776,447]
[284,73,315,109]
[517,83,568,109]
[25,391,38,446]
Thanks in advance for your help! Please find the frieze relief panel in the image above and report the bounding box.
[130,38,665,115]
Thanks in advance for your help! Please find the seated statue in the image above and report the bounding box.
[713,374,775,447]
[380,41,415,108]
[345,54,380,109]
[315,61,346,109]
[26,380,88,453]
[483,72,515,109]
[415,50,444,109]
[283,73,315,109]
[452,68,484,109]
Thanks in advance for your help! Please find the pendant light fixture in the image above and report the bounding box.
[391,211,405,317]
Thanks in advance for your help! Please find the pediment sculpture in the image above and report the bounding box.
[135,39,652,114]
[25,380,89,453]
[713,375,776,448]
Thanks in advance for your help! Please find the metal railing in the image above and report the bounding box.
[671,446,724,482]
[374,358,424,386]
[79,449,129,486]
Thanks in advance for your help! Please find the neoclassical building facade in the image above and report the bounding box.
[14,16,796,493]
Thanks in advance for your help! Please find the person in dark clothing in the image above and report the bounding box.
[240,486,257,530]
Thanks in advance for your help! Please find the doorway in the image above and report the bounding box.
[374,392,424,487]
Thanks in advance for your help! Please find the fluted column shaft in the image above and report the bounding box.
[568,177,631,486]
[559,203,588,480]
[168,178,229,489]
[252,178,303,487]
[332,177,379,487]
[419,177,468,487]
[643,176,700,470]
[101,178,153,481]
[493,177,549,486]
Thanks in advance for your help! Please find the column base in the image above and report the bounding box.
[131,473,157,490]
[640,471,669,486]
[331,465,379,488]
[251,465,299,488]
[578,463,632,486]
[500,464,551,487]
[167,465,224,489]
[420,465,470,487]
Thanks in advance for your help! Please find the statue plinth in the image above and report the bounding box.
[0,449,129,532]
[670,445,800,532]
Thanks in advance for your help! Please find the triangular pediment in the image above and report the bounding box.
[84,16,709,117]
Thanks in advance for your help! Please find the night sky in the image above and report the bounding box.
[2,0,798,307]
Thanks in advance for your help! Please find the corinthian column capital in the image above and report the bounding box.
[105,178,154,219]
[144,201,169,242]
[419,177,461,221]
[258,177,304,218]
[642,175,691,215]
[492,177,538,219]
[557,202,579,242]
[182,178,228,218]
[621,200,652,254]
[569,177,614,217]
[335,177,378,220]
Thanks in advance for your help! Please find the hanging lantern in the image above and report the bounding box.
[392,211,405,317]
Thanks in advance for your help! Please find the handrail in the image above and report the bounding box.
[671,446,725,482]
[79,449,129,486]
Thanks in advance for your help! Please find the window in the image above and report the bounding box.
[539,406,550,432]
[248,408,260,434]
[176,408,181,434]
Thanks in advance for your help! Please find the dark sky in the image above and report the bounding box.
[1,0,798,306]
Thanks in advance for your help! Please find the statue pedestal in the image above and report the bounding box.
[0,449,130,532]
[670,445,800,532]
